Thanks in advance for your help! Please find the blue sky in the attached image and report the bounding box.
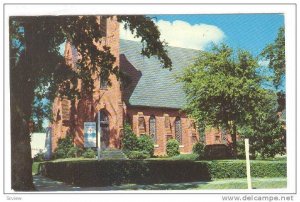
[121,14,284,57]
[153,14,284,56]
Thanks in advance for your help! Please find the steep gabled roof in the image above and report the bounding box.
[120,39,200,109]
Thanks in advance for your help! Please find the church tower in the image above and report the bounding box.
[51,16,124,151]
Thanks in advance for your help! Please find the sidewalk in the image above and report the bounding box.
[33,175,128,191]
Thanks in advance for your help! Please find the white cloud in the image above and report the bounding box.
[120,20,225,50]
[258,59,270,67]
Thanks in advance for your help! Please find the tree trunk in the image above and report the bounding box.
[231,123,237,158]
[10,21,35,191]
[11,103,35,191]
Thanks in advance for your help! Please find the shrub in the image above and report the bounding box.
[33,152,45,162]
[67,147,83,158]
[41,160,211,186]
[204,144,232,160]
[137,134,154,157]
[169,153,198,161]
[82,148,96,158]
[192,142,205,159]
[166,139,180,157]
[126,151,150,159]
[53,135,74,159]
[121,123,139,152]
[40,159,286,187]
[53,148,67,159]
[122,123,155,157]
[209,160,286,179]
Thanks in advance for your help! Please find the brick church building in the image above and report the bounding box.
[51,16,231,155]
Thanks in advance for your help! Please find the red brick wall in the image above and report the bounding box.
[51,16,234,155]
[52,16,124,151]
[126,106,200,155]
[205,128,233,145]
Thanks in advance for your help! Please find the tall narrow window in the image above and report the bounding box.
[175,117,182,144]
[100,16,107,37]
[149,115,156,144]
[100,77,108,89]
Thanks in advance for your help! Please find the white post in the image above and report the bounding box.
[245,138,252,189]
[97,111,101,161]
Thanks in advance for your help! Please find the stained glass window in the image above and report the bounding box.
[149,115,156,144]
[100,77,108,89]
[175,117,182,144]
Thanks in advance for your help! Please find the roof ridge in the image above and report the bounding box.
[120,39,202,52]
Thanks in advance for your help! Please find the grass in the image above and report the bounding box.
[102,177,287,190]
[75,177,286,190]
[32,162,41,175]
[33,176,286,191]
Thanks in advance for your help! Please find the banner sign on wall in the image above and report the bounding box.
[84,122,97,148]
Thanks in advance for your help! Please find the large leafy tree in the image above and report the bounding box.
[177,44,282,157]
[261,27,285,112]
[9,15,171,191]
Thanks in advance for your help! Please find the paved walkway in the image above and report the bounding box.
[33,175,128,191]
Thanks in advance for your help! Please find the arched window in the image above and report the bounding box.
[149,115,156,144]
[175,117,182,144]
[100,77,108,89]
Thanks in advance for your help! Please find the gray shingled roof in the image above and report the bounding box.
[120,39,200,109]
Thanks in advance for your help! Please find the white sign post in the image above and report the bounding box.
[245,138,252,189]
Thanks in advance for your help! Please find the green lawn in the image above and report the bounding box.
[104,178,286,190]
[32,162,41,175]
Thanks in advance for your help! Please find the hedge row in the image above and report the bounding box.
[40,160,211,187]
[40,160,286,187]
[209,160,287,179]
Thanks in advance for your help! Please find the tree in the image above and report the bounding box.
[261,27,285,112]
[237,91,286,158]
[9,15,171,191]
[177,44,277,157]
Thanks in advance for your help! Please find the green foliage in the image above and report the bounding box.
[32,162,41,175]
[204,144,232,160]
[67,146,83,158]
[122,123,154,157]
[41,160,211,186]
[121,123,139,152]
[209,160,286,179]
[166,139,180,157]
[168,154,198,161]
[236,140,246,159]
[261,27,285,91]
[41,159,286,187]
[178,44,285,158]
[10,15,171,191]
[33,152,45,162]
[178,44,263,127]
[82,148,96,158]
[53,135,74,159]
[137,134,154,157]
[126,151,150,160]
[237,92,286,158]
[192,142,205,159]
